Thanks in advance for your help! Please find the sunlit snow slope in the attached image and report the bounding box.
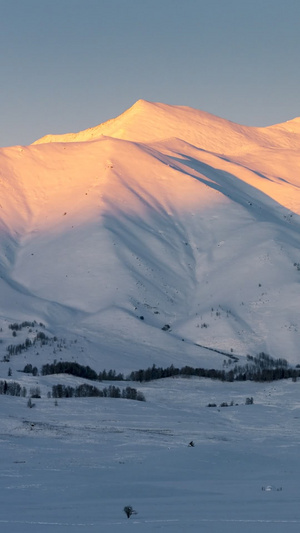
[1,100,300,367]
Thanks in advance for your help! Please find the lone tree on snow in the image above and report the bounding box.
[124,505,137,519]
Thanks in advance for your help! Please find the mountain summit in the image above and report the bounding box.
[33,99,300,153]
[1,101,300,369]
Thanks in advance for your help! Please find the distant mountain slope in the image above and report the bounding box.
[1,101,300,369]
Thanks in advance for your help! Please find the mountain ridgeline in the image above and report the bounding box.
[0,100,300,371]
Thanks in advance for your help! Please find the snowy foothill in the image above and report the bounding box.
[1,100,300,530]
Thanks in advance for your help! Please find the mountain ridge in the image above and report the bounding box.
[32,99,300,153]
[1,101,300,370]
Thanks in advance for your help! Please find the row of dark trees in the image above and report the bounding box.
[245,352,288,369]
[129,364,236,382]
[31,352,300,385]
[129,357,299,383]
[42,361,98,380]
[0,380,26,396]
[51,383,145,401]
[41,361,124,381]
[0,378,145,402]
[23,364,38,376]
[8,321,44,331]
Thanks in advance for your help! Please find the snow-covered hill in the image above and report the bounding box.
[1,100,300,371]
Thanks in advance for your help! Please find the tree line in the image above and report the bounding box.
[51,383,145,401]
[42,361,99,380]
[8,320,45,331]
[0,380,26,396]
[24,351,300,387]
[129,353,298,383]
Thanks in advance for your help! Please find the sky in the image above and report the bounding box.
[1,0,299,147]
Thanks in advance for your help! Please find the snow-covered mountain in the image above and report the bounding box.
[1,100,300,370]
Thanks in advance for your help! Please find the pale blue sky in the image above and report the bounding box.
[1,0,299,146]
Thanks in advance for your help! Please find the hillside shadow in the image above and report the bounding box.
[169,152,300,232]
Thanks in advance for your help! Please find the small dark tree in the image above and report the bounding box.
[124,506,137,519]
[30,386,41,399]
[27,397,35,408]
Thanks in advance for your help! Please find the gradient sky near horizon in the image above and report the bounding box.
[1,0,299,147]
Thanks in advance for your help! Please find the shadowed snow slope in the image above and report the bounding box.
[1,100,300,368]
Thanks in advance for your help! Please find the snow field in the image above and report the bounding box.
[0,377,300,532]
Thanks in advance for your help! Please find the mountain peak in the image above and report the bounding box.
[32,100,249,154]
[32,99,155,146]
[32,100,300,156]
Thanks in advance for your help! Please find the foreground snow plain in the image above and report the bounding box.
[1,375,300,533]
